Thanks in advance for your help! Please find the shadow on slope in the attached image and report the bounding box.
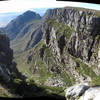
[0,67,65,100]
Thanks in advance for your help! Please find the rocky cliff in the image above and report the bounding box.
[0,31,14,81]
[0,31,26,97]
[25,7,100,88]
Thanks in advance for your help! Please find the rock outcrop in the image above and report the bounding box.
[44,77,65,87]
[0,33,13,64]
[43,7,100,65]
[0,32,21,82]
[65,83,100,100]
[65,82,89,99]
[0,33,13,81]
[79,87,100,100]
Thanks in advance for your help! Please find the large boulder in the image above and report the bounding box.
[79,87,100,100]
[65,82,89,99]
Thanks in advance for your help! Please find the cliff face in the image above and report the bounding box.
[26,7,100,87]
[0,34,13,65]
[0,32,20,82]
[43,8,100,82]
[43,8,100,64]
[0,33,13,81]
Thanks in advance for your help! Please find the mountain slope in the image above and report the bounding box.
[14,7,100,91]
[10,9,53,53]
[0,30,65,98]
[10,19,42,53]
[3,10,41,40]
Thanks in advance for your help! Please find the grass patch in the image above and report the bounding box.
[70,55,97,78]
[47,18,74,39]
[60,71,74,87]
[41,85,65,97]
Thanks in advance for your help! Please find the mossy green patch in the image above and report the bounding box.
[60,71,74,87]
[13,78,23,84]
[47,18,74,38]
[41,85,65,97]
[47,18,74,50]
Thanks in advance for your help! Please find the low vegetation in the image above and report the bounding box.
[47,18,74,39]
[70,54,100,86]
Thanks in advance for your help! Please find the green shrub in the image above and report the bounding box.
[13,78,22,84]
[26,78,35,85]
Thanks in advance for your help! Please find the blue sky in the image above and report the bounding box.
[0,0,100,27]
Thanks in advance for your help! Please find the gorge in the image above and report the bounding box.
[0,7,100,100]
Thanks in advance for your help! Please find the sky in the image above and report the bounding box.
[0,0,100,27]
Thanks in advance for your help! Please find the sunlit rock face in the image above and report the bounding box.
[65,82,89,99]
[79,87,100,100]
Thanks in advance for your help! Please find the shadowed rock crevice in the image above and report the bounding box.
[58,35,66,55]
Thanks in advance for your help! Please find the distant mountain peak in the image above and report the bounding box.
[24,10,34,13]
[3,10,41,40]
[23,10,40,17]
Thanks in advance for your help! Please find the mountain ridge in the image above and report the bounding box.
[3,10,41,40]
[9,9,53,53]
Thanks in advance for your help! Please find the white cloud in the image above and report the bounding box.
[0,0,100,13]
[0,0,100,27]
[1,0,99,13]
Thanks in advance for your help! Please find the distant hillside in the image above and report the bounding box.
[3,10,41,40]
[9,9,53,53]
